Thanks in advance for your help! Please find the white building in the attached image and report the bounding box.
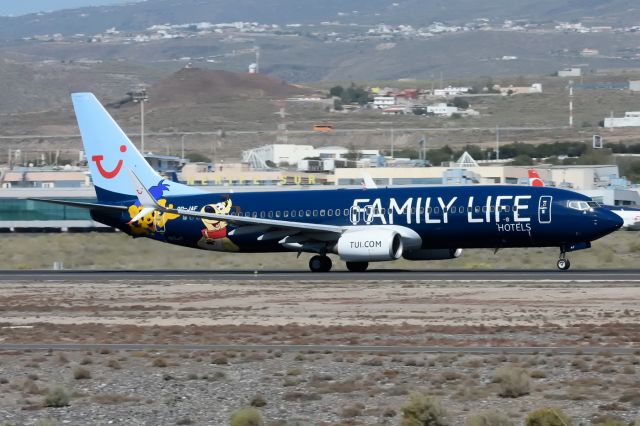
[242,144,317,167]
[433,86,470,97]
[604,111,640,128]
[630,81,640,92]
[427,103,459,116]
[373,96,396,109]
[558,67,582,77]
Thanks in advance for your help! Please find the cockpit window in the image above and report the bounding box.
[587,201,600,208]
[567,200,593,211]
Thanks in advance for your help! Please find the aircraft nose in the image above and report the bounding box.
[598,209,624,233]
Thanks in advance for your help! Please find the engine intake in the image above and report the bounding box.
[335,229,403,262]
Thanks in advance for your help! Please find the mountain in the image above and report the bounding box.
[0,0,137,17]
[0,0,638,39]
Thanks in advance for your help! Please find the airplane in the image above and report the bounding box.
[528,169,640,231]
[31,93,623,272]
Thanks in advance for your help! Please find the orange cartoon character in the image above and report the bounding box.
[197,197,240,252]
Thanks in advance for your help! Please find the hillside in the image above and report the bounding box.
[0,0,639,39]
[141,68,310,110]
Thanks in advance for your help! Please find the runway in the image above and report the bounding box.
[1,269,640,281]
[0,343,636,355]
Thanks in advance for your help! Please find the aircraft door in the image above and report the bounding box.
[538,196,552,224]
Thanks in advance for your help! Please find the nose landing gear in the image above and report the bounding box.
[557,251,571,271]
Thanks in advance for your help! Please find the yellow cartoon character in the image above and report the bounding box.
[197,197,240,252]
[127,180,179,236]
[127,199,179,236]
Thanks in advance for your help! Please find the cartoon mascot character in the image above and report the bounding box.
[197,197,240,252]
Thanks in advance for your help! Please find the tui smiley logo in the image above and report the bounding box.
[92,145,127,179]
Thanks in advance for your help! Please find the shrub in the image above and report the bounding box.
[400,392,447,426]
[73,367,91,380]
[211,355,228,365]
[106,359,121,370]
[465,410,513,426]
[230,407,262,426]
[593,418,627,426]
[525,408,572,426]
[152,357,168,368]
[494,366,530,398]
[44,386,70,407]
[250,394,267,407]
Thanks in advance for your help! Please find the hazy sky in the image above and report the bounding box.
[0,0,141,16]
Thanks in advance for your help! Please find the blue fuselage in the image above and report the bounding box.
[92,184,623,254]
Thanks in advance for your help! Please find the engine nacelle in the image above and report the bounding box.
[403,248,463,261]
[335,230,403,262]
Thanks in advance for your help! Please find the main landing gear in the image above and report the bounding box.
[309,255,332,272]
[346,261,369,272]
[557,251,571,271]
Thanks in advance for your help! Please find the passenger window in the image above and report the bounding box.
[513,206,518,212]
[335,209,340,216]
[268,211,273,218]
[427,207,432,213]
[474,206,480,213]
[283,211,288,218]
[482,206,487,212]
[306,210,311,217]
[313,210,318,216]
[260,211,265,218]
[291,211,296,217]
[252,212,257,218]
[327,209,333,217]
[343,209,349,216]
[320,210,325,216]
[245,212,251,217]
[275,211,281,218]
[504,206,510,212]
[299,210,304,217]
[434,207,440,214]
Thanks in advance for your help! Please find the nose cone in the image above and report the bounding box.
[599,209,624,234]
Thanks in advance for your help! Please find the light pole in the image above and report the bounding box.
[128,86,149,153]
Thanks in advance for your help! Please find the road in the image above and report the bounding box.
[0,343,635,355]
[0,126,567,140]
[1,269,639,281]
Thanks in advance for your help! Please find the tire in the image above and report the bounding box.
[309,256,324,272]
[320,256,332,272]
[557,259,571,271]
[309,255,332,272]
[346,261,369,272]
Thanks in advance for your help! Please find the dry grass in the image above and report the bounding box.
[2,230,640,270]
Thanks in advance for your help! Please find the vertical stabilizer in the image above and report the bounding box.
[71,93,203,201]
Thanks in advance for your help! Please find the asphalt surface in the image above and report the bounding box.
[1,269,639,281]
[0,343,636,355]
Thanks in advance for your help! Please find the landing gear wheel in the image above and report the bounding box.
[309,255,332,272]
[557,258,571,271]
[346,261,369,272]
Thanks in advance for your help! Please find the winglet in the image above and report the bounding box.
[126,168,162,224]
[362,173,377,190]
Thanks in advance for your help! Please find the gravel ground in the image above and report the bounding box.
[0,279,638,425]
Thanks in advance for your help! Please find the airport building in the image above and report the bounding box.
[2,147,639,231]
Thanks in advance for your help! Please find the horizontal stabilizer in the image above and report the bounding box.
[28,198,128,212]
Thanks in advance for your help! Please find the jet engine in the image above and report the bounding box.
[335,229,403,262]
[402,248,463,261]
